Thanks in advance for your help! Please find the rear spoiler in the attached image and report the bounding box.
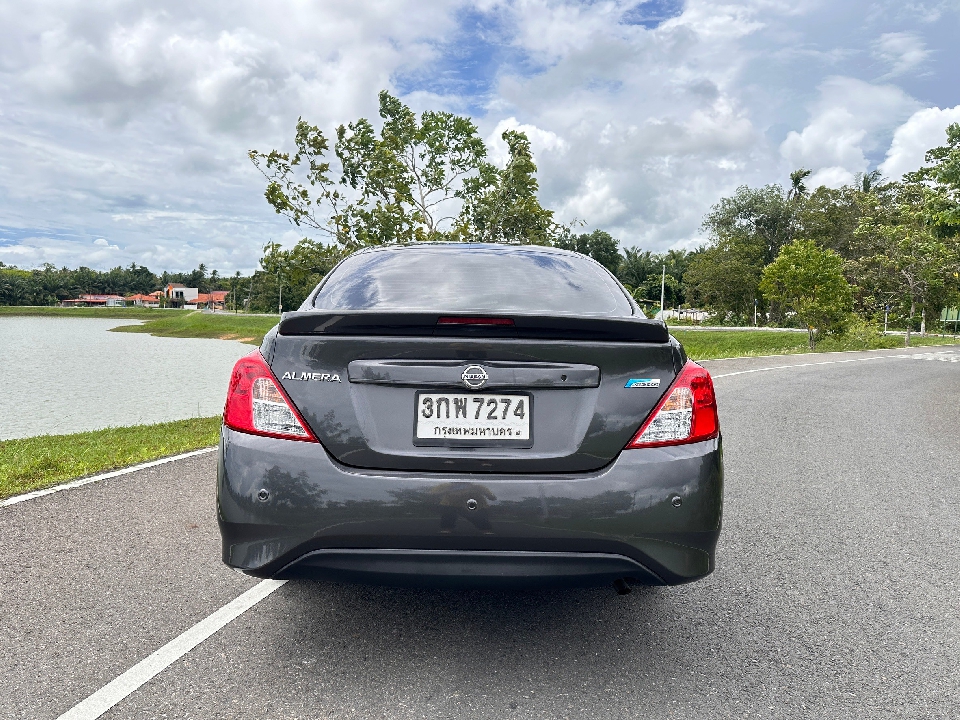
[277,312,669,343]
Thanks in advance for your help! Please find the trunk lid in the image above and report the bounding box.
[267,312,679,473]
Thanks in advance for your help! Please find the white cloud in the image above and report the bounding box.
[0,0,958,268]
[486,117,567,166]
[779,76,919,187]
[879,105,960,180]
[559,168,628,226]
[873,32,930,78]
[1,235,120,267]
[0,0,461,271]
[479,0,772,248]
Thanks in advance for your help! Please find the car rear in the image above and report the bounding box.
[217,244,722,588]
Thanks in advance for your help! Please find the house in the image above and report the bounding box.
[165,283,199,308]
[196,290,229,310]
[125,293,160,307]
[61,294,126,307]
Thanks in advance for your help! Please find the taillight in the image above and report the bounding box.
[223,350,318,442]
[626,361,719,448]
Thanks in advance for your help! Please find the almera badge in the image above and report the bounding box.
[282,371,341,382]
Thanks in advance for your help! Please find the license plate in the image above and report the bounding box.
[414,392,532,446]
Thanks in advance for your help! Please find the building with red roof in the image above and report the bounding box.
[61,294,126,307]
[125,293,160,307]
[196,290,229,310]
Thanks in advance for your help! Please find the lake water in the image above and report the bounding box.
[0,317,255,440]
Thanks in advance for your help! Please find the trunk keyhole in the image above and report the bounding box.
[560,374,567,382]
[466,499,478,510]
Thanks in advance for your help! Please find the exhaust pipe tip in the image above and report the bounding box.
[612,578,632,595]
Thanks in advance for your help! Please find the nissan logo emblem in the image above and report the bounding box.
[461,365,488,389]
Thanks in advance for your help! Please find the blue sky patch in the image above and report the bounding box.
[620,0,684,29]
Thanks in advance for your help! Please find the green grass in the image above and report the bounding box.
[0,417,222,500]
[675,329,960,361]
[110,311,277,345]
[0,305,277,345]
[0,305,159,319]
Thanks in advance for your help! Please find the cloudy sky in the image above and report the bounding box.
[1,0,958,273]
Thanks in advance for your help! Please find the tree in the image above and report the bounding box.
[458,130,557,245]
[250,91,489,248]
[250,91,567,252]
[702,183,799,266]
[788,168,812,202]
[249,239,343,313]
[760,239,852,349]
[854,180,960,345]
[800,186,861,260]
[619,248,657,289]
[616,248,691,309]
[855,170,883,194]
[338,91,489,244]
[554,229,621,274]
[250,118,349,243]
[684,238,766,321]
[688,179,804,320]
[911,122,960,238]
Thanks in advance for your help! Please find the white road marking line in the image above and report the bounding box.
[0,447,217,509]
[899,352,960,361]
[56,579,287,720]
[711,349,957,379]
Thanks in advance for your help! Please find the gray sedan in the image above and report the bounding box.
[217,243,722,591]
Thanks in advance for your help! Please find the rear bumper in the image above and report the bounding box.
[217,427,723,587]
[275,550,661,588]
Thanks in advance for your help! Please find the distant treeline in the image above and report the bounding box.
[238,231,696,316]
[0,234,692,314]
[0,262,242,306]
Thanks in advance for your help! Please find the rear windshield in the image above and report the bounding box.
[311,245,635,316]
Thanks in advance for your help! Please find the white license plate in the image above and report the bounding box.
[414,392,532,446]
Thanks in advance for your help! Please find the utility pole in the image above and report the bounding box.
[882,292,895,335]
[754,298,758,327]
[660,265,666,322]
[277,268,283,316]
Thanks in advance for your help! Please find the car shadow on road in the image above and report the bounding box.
[251,578,696,706]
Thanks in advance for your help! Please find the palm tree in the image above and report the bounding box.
[788,168,812,202]
[855,170,883,194]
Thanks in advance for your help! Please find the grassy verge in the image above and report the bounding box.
[0,417,222,500]
[5,304,958,359]
[0,305,277,344]
[0,305,158,319]
[675,329,960,361]
[110,311,277,345]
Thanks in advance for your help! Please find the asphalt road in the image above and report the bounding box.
[3,346,959,719]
